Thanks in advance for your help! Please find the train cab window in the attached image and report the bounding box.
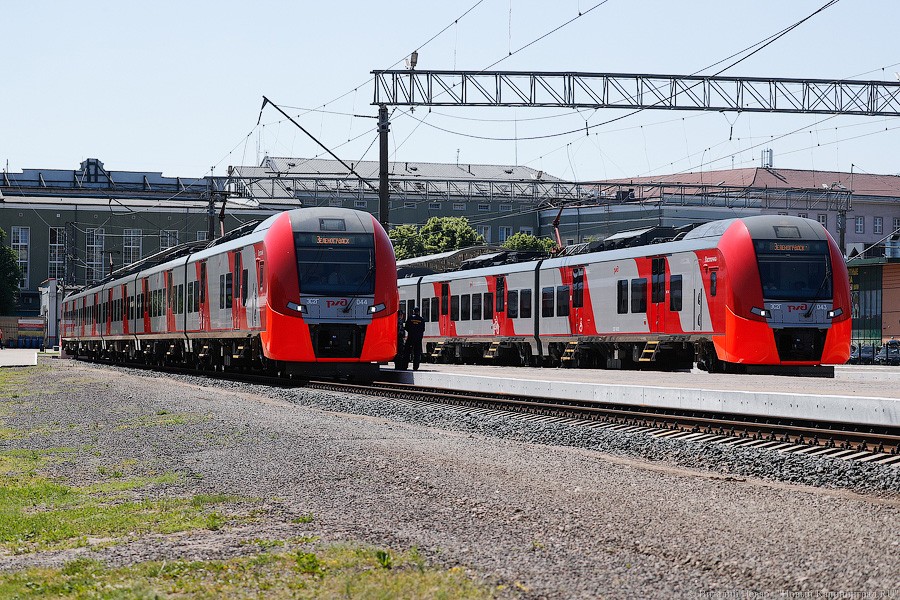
[461,295,471,321]
[430,297,439,322]
[542,287,554,317]
[472,293,482,320]
[495,277,506,312]
[670,275,683,311]
[573,268,584,308]
[631,278,647,313]
[241,269,249,306]
[483,293,494,320]
[620,280,633,314]
[507,290,519,319]
[450,295,460,321]
[710,271,717,297]
[520,289,532,319]
[556,285,570,317]
[440,284,449,315]
[651,258,666,304]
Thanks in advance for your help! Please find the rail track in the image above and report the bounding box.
[307,378,900,466]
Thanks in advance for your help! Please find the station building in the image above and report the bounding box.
[2,156,899,346]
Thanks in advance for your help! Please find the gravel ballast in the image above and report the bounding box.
[1,357,898,599]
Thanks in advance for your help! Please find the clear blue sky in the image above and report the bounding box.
[2,0,898,182]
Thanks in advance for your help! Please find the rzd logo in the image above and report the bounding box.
[326,299,349,308]
[786,304,808,313]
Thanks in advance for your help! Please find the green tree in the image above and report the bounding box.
[501,232,556,253]
[419,217,484,254]
[388,224,427,260]
[0,228,22,314]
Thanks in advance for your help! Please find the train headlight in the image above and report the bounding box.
[287,302,306,313]
[750,306,769,318]
[368,303,386,314]
[827,307,843,319]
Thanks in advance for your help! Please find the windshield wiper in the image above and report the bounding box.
[803,266,832,318]
[341,265,376,313]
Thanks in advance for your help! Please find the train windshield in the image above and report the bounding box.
[754,239,831,301]
[294,233,375,296]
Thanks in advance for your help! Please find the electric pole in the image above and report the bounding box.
[378,104,390,229]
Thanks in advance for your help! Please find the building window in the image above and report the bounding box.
[855,216,865,234]
[86,228,105,284]
[874,216,883,235]
[123,228,142,265]
[48,226,66,280]
[500,204,512,211]
[499,226,512,242]
[818,214,828,227]
[11,226,29,289]
[429,202,441,210]
[160,229,178,251]
[519,227,533,235]
[404,202,416,209]
[453,202,465,211]
[196,231,208,241]
[328,198,343,207]
[355,200,368,209]
[477,226,491,243]
[894,217,900,232]
[478,203,490,212]
[797,213,808,219]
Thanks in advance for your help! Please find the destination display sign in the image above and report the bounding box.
[755,240,827,254]
[294,233,372,247]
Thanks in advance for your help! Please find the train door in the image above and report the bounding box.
[233,251,242,331]
[569,266,585,334]
[199,261,208,332]
[650,257,666,332]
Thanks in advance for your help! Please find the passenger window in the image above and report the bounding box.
[430,297,439,322]
[617,280,628,314]
[461,295,470,320]
[507,290,519,319]
[450,295,460,321]
[472,293,482,320]
[573,268,584,308]
[241,269,249,306]
[670,275,683,312]
[542,287,554,317]
[520,289,532,319]
[631,278,647,313]
[219,275,225,309]
[441,284,449,315]
[483,293,494,320]
[556,285,570,317]
[200,264,207,304]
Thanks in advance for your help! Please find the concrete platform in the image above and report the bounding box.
[0,349,38,368]
[379,363,900,429]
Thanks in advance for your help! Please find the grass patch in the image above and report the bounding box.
[113,412,193,430]
[0,450,240,553]
[0,545,498,599]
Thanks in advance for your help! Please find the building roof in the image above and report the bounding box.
[240,156,556,182]
[599,168,900,199]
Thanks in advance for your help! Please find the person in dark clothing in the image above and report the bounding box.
[394,309,407,369]
[403,307,426,370]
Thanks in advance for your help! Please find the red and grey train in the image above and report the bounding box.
[398,215,851,374]
[61,207,398,380]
